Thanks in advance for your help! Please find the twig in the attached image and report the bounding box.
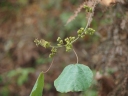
[71,0,98,43]
[50,1,98,49]
[42,58,54,74]
[73,48,78,64]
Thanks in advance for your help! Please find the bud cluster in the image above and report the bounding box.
[83,5,92,12]
[49,47,57,58]
[57,37,64,47]
[34,39,50,48]
[77,27,84,38]
[86,28,95,35]
[64,37,75,52]
[77,27,95,38]
[34,5,95,58]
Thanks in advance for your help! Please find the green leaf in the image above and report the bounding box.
[54,64,93,93]
[30,72,44,96]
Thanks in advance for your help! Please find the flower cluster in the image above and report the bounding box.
[49,47,57,58]
[86,28,95,35]
[34,4,95,58]
[77,27,95,38]
[57,37,64,47]
[77,27,85,38]
[83,5,92,12]
[34,39,50,48]
[65,37,75,52]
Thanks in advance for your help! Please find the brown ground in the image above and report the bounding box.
[0,0,128,96]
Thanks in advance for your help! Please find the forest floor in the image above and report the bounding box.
[0,0,128,96]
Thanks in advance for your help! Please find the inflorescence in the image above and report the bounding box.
[34,5,95,58]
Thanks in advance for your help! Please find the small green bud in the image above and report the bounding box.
[49,53,54,58]
[77,30,80,34]
[34,38,40,46]
[86,8,89,12]
[59,40,63,44]
[57,37,63,46]
[57,44,61,46]
[69,37,75,41]
[65,38,70,43]
[57,37,61,41]
[84,31,87,34]
[83,5,88,9]
[49,47,57,58]
[40,40,50,48]
[66,46,71,52]
[89,8,92,12]
[80,28,84,31]
[77,28,83,34]
[83,5,93,12]
[72,37,75,40]
[77,27,85,37]
[65,43,72,52]
[81,35,85,38]
[51,47,57,53]
[78,34,81,37]
[34,39,51,48]
[87,28,95,35]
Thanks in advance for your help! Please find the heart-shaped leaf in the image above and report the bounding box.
[54,64,93,93]
[30,72,44,96]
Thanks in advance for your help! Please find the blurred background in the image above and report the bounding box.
[0,0,128,96]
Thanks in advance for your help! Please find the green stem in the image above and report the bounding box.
[42,58,54,73]
[50,1,97,49]
[71,0,97,43]
[73,48,78,64]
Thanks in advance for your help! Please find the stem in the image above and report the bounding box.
[72,0,97,43]
[42,58,54,74]
[49,1,97,54]
[73,48,78,64]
